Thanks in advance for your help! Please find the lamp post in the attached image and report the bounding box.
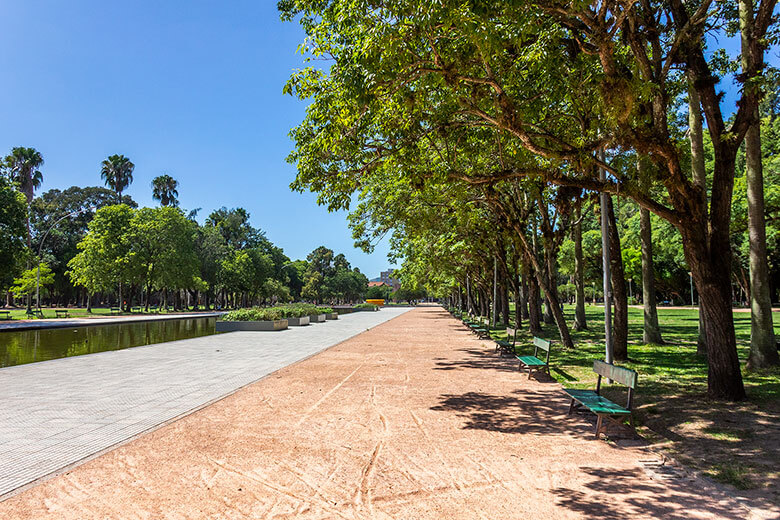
[689,271,694,307]
[36,207,95,310]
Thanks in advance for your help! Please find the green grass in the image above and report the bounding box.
[481,304,780,497]
[0,306,204,320]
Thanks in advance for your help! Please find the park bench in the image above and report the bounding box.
[55,309,70,318]
[495,327,517,357]
[131,306,142,313]
[26,309,44,319]
[0,310,11,320]
[466,317,490,339]
[517,337,552,379]
[564,360,637,439]
[110,307,121,315]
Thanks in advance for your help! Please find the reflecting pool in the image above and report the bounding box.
[0,317,218,368]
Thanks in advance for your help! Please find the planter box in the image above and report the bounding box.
[287,316,310,326]
[216,319,288,332]
[308,314,327,323]
[326,312,338,320]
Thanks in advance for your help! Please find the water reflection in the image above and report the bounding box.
[0,318,217,368]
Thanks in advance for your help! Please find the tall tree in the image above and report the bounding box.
[573,200,587,331]
[2,146,44,310]
[740,0,778,368]
[151,174,180,207]
[100,154,135,203]
[0,176,27,307]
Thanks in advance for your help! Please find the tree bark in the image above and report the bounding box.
[520,274,530,320]
[640,206,664,344]
[573,202,588,330]
[689,73,710,357]
[526,262,542,335]
[607,197,628,361]
[740,0,779,369]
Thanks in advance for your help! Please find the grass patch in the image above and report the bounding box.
[466,304,780,500]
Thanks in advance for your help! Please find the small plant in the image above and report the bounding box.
[354,303,379,310]
[316,306,334,314]
[222,308,284,322]
[706,463,755,490]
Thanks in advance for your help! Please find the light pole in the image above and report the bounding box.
[36,207,95,310]
[689,272,694,307]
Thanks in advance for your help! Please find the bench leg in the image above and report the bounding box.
[595,415,604,439]
[568,398,575,415]
[528,366,533,380]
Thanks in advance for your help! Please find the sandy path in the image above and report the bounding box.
[0,307,764,519]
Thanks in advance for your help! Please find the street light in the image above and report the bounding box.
[36,206,95,310]
[689,271,694,307]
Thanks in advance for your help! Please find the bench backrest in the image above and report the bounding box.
[532,337,552,364]
[593,360,637,410]
[506,327,517,345]
[593,360,637,388]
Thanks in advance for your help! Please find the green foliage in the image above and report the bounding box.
[100,154,134,202]
[0,177,26,291]
[222,307,284,322]
[354,303,379,310]
[11,263,54,298]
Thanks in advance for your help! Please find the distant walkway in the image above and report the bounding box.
[0,308,410,498]
[0,312,222,331]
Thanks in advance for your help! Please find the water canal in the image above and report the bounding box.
[0,317,218,368]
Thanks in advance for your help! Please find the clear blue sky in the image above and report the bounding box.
[0,1,395,278]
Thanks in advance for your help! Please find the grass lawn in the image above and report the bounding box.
[485,305,780,501]
[0,306,205,320]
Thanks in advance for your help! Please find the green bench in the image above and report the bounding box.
[110,307,121,315]
[564,360,637,439]
[26,309,44,319]
[517,337,552,379]
[495,327,517,357]
[55,309,70,318]
[0,310,11,320]
[466,317,490,339]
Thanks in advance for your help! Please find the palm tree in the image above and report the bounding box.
[100,154,134,203]
[151,174,179,207]
[2,147,44,310]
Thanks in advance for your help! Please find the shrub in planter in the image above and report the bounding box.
[218,307,288,331]
[354,303,379,311]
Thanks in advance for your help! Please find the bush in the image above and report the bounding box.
[316,306,334,314]
[354,303,379,311]
[222,307,284,322]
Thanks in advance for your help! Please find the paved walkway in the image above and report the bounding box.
[0,312,222,332]
[0,308,410,498]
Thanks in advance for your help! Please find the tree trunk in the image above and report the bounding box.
[640,206,664,344]
[514,275,522,330]
[526,264,542,335]
[520,274,530,320]
[740,0,778,368]
[573,202,588,330]
[86,291,92,313]
[607,197,628,361]
[688,74,710,356]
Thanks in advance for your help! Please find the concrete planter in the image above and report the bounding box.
[216,319,288,332]
[308,314,327,323]
[326,312,338,320]
[287,316,310,326]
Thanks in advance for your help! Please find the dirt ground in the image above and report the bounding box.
[1,307,775,519]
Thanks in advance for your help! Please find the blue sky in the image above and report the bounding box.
[0,1,395,278]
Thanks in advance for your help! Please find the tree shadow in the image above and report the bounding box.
[430,389,597,437]
[552,466,759,519]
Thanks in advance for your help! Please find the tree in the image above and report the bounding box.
[151,174,180,207]
[281,0,779,399]
[0,177,27,306]
[740,0,778,369]
[101,154,135,203]
[206,207,262,249]
[11,263,54,300]
[2,146,44,310]
[67,205,134,309]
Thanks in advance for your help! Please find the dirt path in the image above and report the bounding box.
[0,307,770,519]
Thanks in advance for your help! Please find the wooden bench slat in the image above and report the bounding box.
[564,389,631,415]
[517,355,546,366]
[593,360,637,388]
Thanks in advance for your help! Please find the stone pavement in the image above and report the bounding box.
[0,312,222,332]
[0,308,410,498]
